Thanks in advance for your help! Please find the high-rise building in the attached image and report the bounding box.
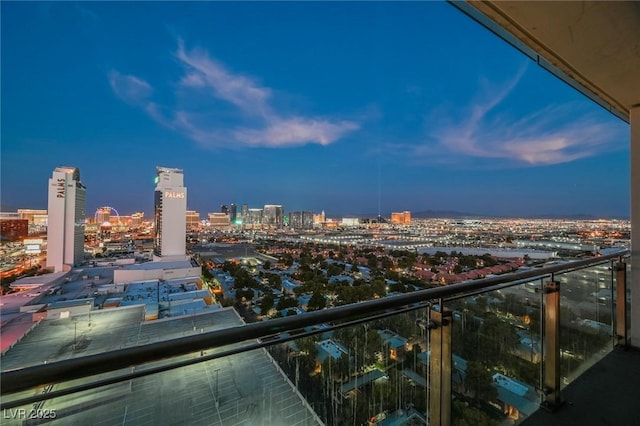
[96,207,111,225]
[247,208,263,226]
[230,203,237,224]
[221,205,229,215]
[186,210,200,231]
[263,205,284,228]
[391,211,411,225]
[208,212,230,227]
[46,166,86,272]
[131,212,145,227]
[289,211,314,229]
[241,204,248,221]
[313,210,326,226]
[154,167,187,258]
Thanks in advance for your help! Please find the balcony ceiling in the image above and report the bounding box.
[464,1,640,122]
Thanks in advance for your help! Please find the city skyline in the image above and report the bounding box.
[1,2,631,218]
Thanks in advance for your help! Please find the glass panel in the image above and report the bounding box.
[448,280,543,425]
[0,307,323,425]
[556,262,614,387]
[0,257,626,425]
[267,307,430,425]
[1,346,323,425]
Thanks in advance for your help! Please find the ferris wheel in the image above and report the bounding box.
[94,206,121,224]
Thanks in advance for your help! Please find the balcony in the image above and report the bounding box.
[0,251,632,425]
[1,1,638,425]
[523,346,640,426]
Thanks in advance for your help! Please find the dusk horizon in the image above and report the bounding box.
[1,2,630,219]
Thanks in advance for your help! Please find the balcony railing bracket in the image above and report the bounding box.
[615,261,628,348]
[542,280,563,411]
[429,308,452,426]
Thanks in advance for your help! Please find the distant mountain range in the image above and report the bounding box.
[330,209,628,220]
[410,210,626,220]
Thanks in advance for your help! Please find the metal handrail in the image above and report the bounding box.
[1,303,430,410]
[0,250,628,398]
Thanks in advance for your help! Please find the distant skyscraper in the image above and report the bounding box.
[186,210,200,231]
[230,203,237,224]
[221,204,229,215]
[96,207,111,225]
[46,166,86,272]
[313,210,326,226]
[208,212,230,227]
[247,208,263,225]
[131,212,144,227]
[241,204,248,221]
[289,211,314,229]
[391,211,411,225]
[154,167,187,258]
[263,205,284,228]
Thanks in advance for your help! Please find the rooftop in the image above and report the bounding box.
[1,306,322,425]
[121,260,194,271]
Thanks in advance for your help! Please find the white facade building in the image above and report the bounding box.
[154,167,187,259]
[46,166,86,272]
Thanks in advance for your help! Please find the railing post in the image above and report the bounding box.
[541,280,563,411]
[429,306,452,426]
[615,260,628,348]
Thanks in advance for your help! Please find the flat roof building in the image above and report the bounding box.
[1,307,323,425]
[17,209,48,226]
[113,259,201,284]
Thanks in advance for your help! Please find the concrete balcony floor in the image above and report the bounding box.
[523,347,640,426]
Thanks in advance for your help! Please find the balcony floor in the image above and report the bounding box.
[523,347,640,426]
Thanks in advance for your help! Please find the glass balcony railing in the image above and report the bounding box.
[556,262,616,388]
[448,278,544,424]
[0,251,629,426]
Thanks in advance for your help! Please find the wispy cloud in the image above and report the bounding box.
[416,65,624,167]
[109,40,359,149]
[108,71,153,105]
[234,118,360,147]
[176,40,272,118]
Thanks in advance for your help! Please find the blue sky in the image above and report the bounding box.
[1,1,630,218]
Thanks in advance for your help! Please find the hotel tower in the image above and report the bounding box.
[46,166,86,272]
[154,167,187,259]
